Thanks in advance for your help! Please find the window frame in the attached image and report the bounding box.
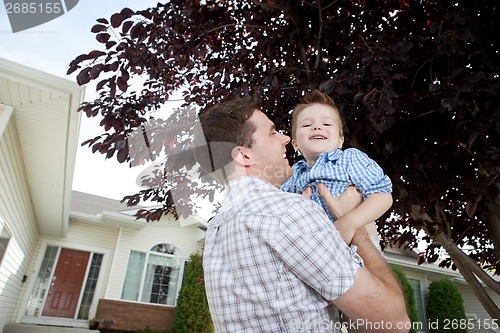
[407,277,427,333]
[121,243,185,307]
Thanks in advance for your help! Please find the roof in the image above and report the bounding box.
[70,190,207,231]
[0,57,84,237]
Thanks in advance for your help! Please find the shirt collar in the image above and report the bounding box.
[293,149,342,170]
[223,176,275,203]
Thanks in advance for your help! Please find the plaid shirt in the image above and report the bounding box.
[281,148,392,222]
[204,177,363,332]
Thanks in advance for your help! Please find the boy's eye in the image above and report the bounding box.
[324,123,332,126]
[302,124,311,127]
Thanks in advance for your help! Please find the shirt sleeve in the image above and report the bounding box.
[269,199,363,301]
[280,175,295,193]
[344,148,392,198]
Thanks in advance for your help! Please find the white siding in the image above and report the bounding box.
[0,119,39,330]
[457,284,500,333]
[105,219,203,300]
[395,264,500,333]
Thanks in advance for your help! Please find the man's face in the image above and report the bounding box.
[244,110,292,187]
[292,103,344,165]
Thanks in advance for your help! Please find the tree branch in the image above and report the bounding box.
[314,0,323,71]
[250,0,312,81]
[486,199,500,265]
[435,232,500,320]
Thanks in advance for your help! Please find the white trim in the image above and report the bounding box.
[0,104,14,138]
[386,253,464,279]
[60,89,84,237]
[0,57,81,97]
[105,227,123,299]
[70,211,148,230]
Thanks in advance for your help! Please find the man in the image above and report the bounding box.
[195,97,410,332]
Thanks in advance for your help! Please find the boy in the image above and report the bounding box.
[281,90,393,246]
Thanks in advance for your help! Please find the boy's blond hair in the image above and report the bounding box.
[291,90,344,140]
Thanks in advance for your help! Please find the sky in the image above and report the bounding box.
[0,2,431,248]
[0,1,181,202]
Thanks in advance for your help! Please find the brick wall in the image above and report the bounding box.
[96,299,175,333]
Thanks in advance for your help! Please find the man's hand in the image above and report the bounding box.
[318,184,362,219]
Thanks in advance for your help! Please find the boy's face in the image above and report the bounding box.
[292,103,344,165]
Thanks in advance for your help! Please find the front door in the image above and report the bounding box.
[41,248,90,318]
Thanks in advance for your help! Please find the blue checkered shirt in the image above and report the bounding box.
[203,177,363,332]
[281,148,392,222]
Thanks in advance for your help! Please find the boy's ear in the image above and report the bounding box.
[339,136,345,149]
[291,139,300,152]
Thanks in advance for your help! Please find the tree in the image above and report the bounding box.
[393,268,419,333]
[68,0,500,319]
[427,278,467,333]
[173,252,213,333]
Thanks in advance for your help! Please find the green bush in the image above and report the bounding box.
[393,268,419,333]
[427,278,467,333]
[173,252,213,333]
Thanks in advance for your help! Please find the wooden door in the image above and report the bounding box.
[42,248,90,318]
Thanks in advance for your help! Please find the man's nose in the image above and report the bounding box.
[281,133,290,145]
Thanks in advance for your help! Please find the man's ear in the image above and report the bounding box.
[231,146,252,167]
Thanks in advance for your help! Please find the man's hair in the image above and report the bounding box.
[291,90,344,139]
[194,97,260,181]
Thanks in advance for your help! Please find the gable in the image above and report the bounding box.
[0,57,84,237]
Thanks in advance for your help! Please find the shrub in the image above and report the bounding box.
[393,268,419,333]
[427,278,467,333]
[173,252,213,333]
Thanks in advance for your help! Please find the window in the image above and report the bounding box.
[0,222,11,264]
[408,278,427,332]
[121,243,183,306]
[78,253,104,319]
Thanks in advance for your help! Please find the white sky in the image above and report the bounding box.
[0,1,182,201]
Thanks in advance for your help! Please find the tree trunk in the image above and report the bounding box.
[434,232,500,321]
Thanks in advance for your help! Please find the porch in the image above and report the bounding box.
[2,323,96,333]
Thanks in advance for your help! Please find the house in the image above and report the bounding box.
[0,57,206,333]
[384,246,500,333]
[1,57,499,333]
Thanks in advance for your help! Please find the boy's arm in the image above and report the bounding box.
[327,189,393,244]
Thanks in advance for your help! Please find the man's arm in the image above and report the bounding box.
[320,186,410,333]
